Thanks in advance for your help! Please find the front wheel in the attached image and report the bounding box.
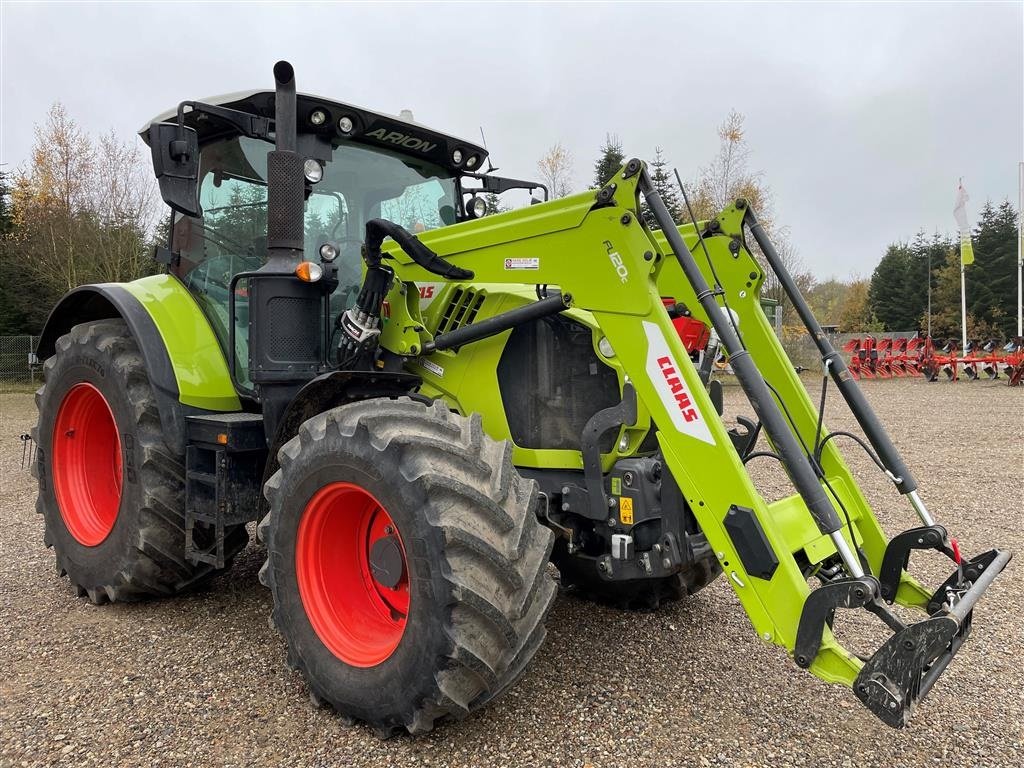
[258,398,556,735]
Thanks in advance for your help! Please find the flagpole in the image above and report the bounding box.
[1017,161,1022,338]
[954,177,971,354]
[927,248,932,338]
[961,262,968,353]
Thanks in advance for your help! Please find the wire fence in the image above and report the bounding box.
[0,336,41,391]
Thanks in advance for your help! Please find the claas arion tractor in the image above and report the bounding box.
[32,61,1010,735]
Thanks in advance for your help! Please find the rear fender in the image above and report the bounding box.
[37,275,241,452]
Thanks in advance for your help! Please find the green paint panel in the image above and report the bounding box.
[121,275,240,411]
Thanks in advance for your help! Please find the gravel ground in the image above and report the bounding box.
[1,379,1021,768]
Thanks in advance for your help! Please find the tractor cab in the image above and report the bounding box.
[140,90,544,390]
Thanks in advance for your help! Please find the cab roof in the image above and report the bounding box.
[139,89,488,174]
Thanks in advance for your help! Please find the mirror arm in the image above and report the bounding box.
[462,172,550,202]
[173,101,273,152]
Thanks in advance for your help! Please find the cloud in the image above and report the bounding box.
[1,1,1020,277]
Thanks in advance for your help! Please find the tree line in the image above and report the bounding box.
[4,102,1015,342]
[0,105,162,335]
[535,120,1020,340]
[867,204,1019,340]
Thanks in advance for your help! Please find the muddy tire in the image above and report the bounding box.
[33,320,248,604]
[258,398,556,735]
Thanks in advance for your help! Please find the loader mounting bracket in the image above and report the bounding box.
[580,383,637,522]
[878,525,953,603]
[794,576,878,668]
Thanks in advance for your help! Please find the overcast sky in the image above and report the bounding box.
[1,1,1021,278]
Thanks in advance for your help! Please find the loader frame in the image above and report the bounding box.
[371,159,1009,725]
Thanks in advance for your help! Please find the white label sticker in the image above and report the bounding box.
[417,282,443,309]
[643,321,716,445]
[418,358,444,377]
[504,257,540,271]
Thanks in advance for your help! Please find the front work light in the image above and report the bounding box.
[319,242,339,262]
[303,158,324,184]
[467,196,487,219]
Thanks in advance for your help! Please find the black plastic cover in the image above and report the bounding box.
[723,504,779,580]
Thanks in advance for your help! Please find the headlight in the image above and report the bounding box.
[466,155,479,169]
[467,196,487,219]
[338,116,354,134]
[303,158,324,184]
[309,109,327,126]
[452,149,464,165]
[319,242,338,262]
[598,337,615,358]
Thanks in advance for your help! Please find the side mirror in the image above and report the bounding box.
[148,123,201,217]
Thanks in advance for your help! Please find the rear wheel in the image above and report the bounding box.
[34,320,248,603]
[258,398,556,735]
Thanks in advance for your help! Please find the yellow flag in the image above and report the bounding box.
[960,233,974,266]
[954,182,974,266]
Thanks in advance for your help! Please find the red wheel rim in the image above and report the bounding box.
[296,482,410,667]
[52,383,123,547]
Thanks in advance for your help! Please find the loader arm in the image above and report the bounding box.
[378,160,1009,727]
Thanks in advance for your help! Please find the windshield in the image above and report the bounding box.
[169,135,457,385]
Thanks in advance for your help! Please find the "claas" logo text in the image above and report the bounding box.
[657,357,699,423]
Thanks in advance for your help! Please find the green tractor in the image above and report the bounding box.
[33,61,1009,735]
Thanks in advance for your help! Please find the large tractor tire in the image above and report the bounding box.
[33,320,248,604]
[258,398,556,736]
[553,544,721,611]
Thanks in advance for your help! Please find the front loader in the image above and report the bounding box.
[32,61,1009,735]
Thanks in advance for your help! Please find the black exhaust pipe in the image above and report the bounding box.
[272,61,297,152]
[265,60,304,264]
[246,61,323,444]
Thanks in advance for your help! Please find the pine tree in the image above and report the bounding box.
[0,170,28,333]
[641,147,683,229]
[592,134,625,189]
[483,192,504,215]
[968,201,1018,338]
[869,243,914,330]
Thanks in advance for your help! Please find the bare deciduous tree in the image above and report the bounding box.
[536,143,574,199]
[7,103,161,331]
[683,110,812,329]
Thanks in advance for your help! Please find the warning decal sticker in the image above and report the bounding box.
[503,257,540,271]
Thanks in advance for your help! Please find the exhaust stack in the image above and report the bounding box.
[265,60,304,265]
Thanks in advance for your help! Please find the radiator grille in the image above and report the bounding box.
[437,289,486,334]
